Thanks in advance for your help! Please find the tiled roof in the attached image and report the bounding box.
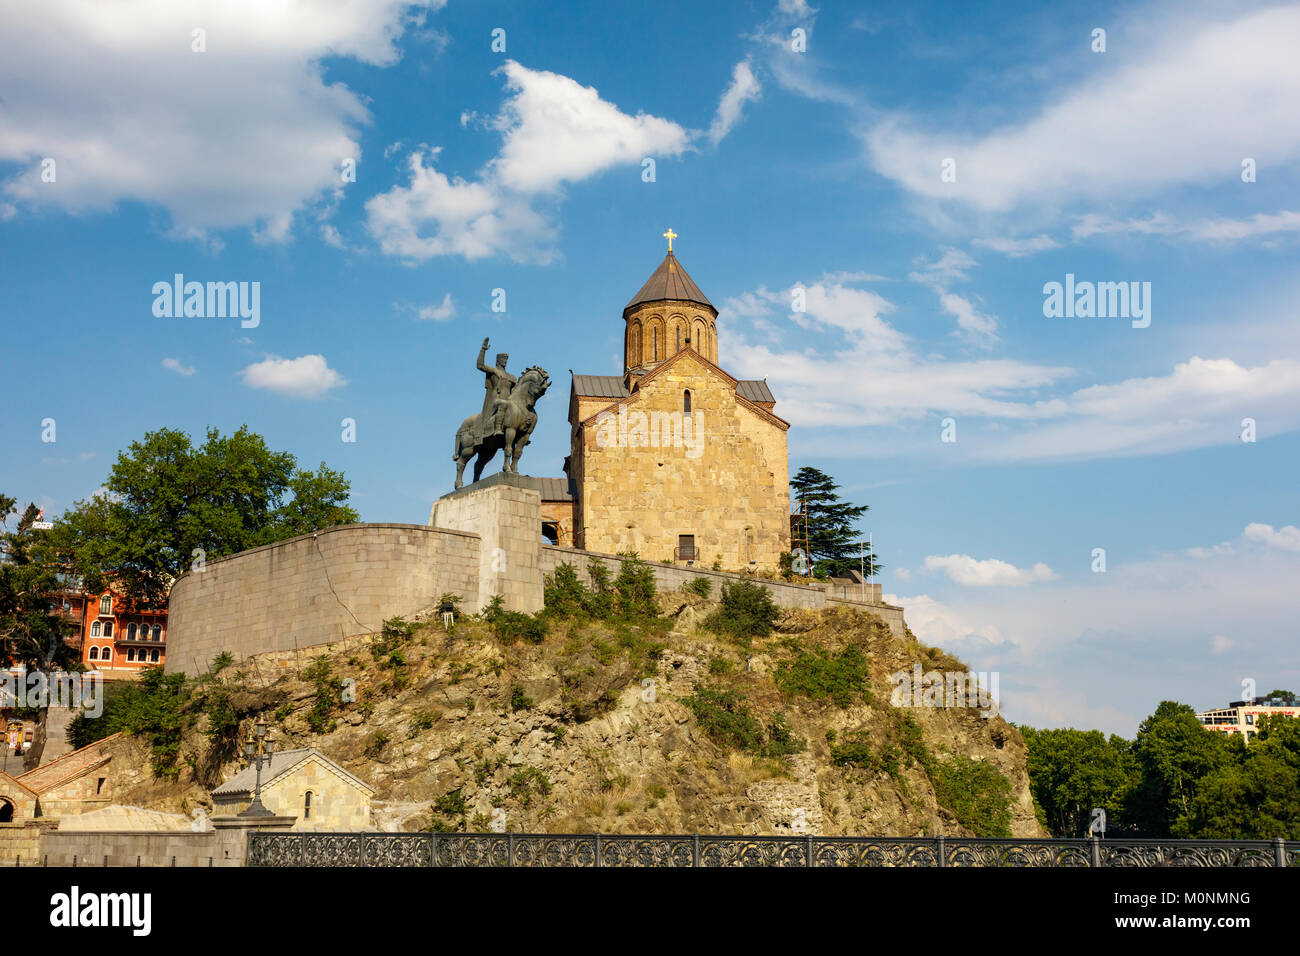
[736,380,776,404]
[624,252,715,315]
[211,748,375,797]
[572,375,629,398]
[16,733,120,794]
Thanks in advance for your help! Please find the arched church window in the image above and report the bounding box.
[684,390,692,415]
[653,327,659,361]
[675,326,681,352]
[304,791,313,820]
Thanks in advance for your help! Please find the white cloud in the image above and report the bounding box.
[1242,522,1300,553]
[896,529,1300,733]
[489,62,690,193]
[417,293,456,321]
[320,224,349,250]
[0,0,440,240]
[908,247,975,292]
[366,61,689,263]
[972,234,1061,257]
[938,292,998,346]
[980,357,1300,462]
[863,6,1300,211]
[884,592,1006,648]
[161,357,195,376]
[1074,210,1300,243]
[239,354,346,399]
[923,554,1057,587]
[722,270,1074,429]
[709,60,762,145]
[725,275,1300,459]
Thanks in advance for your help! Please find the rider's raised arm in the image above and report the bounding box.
[476,341,491,375]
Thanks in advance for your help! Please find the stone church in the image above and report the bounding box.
[539,238,792,571]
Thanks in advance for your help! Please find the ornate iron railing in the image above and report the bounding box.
[246,832,1300,867]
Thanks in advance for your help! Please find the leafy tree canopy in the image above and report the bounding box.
[789,466,878,578]
[52,426,358,605]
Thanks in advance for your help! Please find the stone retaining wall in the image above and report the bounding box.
[166,524,480,676]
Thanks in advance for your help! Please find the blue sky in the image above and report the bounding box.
[3,0,1299,734]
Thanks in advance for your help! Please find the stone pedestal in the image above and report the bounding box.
[429,474,544,614]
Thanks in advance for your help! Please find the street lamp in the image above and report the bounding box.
[238,718,277,818]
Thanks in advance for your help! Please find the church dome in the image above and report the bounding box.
[623,252,716,317]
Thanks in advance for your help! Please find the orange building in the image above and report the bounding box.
[77,587,167,679]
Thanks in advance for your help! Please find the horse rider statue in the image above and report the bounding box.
[452,337,550,489]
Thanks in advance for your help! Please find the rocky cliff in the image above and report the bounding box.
[101,588,1043,838]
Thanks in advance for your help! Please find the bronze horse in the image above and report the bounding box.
[453,365,550,489]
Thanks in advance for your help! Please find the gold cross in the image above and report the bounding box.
[663,228,677,252]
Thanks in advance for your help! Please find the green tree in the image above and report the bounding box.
[1126,700,1231,836]
[1020,726,1138,836]
[1184,714,1300,838]
[0,495,82,768]
[52,426,358,605]
[789,466,878,577]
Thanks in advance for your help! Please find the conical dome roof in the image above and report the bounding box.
[623,252,716,316]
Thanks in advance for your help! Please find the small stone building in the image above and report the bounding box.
[6,734,121,820]
[0,772,38,823]
[211,748,374,830]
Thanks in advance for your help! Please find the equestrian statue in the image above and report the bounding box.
[453,337,550,489]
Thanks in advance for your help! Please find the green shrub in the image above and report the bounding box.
[614,553,658,618]
[371,616,418,660]
[760,712,806,759]
[66,666,189,779]
[683,686,803,758]
[508,767,552,807]
[684,687,765,752]
[830,731,878,771]
[409,709,436,736]
[484,594,548,644]
[684,577,712,599]
[543,563,592,618]
[434,787,467,817]
[302,657,343,734]
[364,730,389,758]
[509,685,533,712]
[703,580,778,645]
[931,755,1014,838]
[775,645,871,707]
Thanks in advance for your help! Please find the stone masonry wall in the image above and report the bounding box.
[38,827,248,867]
[577,352,790,570]
[166,524,480,676]
[539,545,907,638]
[429,479,544,614]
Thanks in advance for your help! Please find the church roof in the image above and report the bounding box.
[624,252,716,316]
[16,733,120,794]
[572,374,629,399]
[211,748,374,798]
[736,380,776,404]
[535,477,577,502]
